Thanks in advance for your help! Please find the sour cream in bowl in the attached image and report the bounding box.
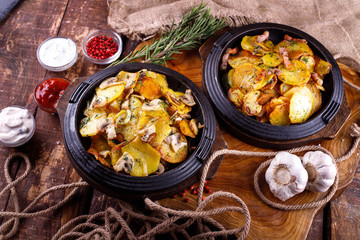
[0,106,36,147]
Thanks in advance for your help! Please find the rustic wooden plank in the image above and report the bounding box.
[306,208,324,240]
[329,154,360,239]
[47,0,111,230]
[0,0,72,238]
[0,1,359,238]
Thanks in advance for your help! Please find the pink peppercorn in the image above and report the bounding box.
[86,35,118,59]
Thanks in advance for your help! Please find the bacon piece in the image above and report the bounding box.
[311,72,323,86]
[220,47,239,71]
[284,34,307,43]
[257,31,270,42]
[279,47,292,70]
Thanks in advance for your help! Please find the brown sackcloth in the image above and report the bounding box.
[108,0,360,73]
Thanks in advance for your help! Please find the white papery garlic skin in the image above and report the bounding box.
[265,152,308,201]
[301,151,337,192]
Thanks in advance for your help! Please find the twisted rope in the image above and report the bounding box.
[53,143,251,240]
[0,153,87,239]
[1,123,359,239]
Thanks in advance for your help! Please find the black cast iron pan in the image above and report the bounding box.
[59,63,218,200]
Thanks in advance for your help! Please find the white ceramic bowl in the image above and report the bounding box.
[37,36,78,72]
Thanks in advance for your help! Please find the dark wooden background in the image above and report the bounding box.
[0,0,359,239]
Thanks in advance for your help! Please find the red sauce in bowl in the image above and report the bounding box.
[35,77,70,112]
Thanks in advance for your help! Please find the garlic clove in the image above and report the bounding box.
[302,151,337,192]
[265,152,308,201]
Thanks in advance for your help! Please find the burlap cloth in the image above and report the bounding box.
[108,0,360,73]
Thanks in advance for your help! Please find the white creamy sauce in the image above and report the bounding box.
[38,38,77,67]
[0,107,35,145]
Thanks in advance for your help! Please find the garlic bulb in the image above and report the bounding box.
[301,151,337,192]
[265,152,308,201]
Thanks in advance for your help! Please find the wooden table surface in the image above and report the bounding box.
[0,0,359,239]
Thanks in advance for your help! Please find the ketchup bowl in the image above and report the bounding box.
[34,77,70,113]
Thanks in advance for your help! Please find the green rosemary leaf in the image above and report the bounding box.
[109,3,227,67]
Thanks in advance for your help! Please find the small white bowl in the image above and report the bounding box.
[37,36,78,72]
[82,29,122,65]
[0,106,36,147]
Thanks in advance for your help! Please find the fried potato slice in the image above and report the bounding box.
[143,69,168,90]
[228,50,263,68]
[179,119,196,138]
[79,111,107,137]
[278,60,311,86]
[138,77,163,100]
[110,144,123,166]
[150,118,172,147]
[88,135,112,168]
[279,83,293,96]
[289,86,314,123]
[118,122,138,142]
[241,36,274,56]
[242,90,262,116]
[121,137,160,177]
[129,95,143,115]
[228,87,244,108]
[262,52,283,67]
[269,104,291,126]
[300,55,315,73]
[315,59,332,77]
[306,83,322,115]
[227,69,235,88]
[157,128,188,164]
[267,96,290,116]
[163,89,191,115]
[94,83,126,107]
[232,63,263,93]
[107,99,121,113]
[275,40,313,59]
[116,71,139,90]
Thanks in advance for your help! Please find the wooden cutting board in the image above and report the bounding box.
[154,42,360,239]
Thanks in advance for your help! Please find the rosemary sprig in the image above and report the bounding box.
[110,3,227,66]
